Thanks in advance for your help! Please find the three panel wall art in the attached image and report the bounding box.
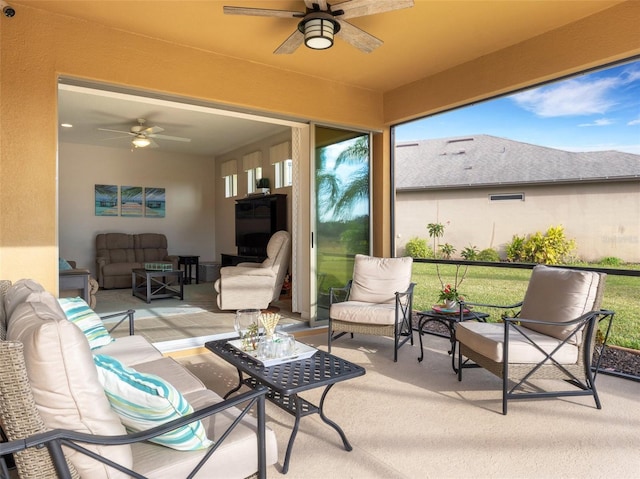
[95,185,166,218]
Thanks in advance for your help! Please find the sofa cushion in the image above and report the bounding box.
[96,335,164,366]
[59,258,73,270]
[57,297,114,350]
[330,301,397,325]
[7,296,133,479]
[4,279,45,319]
[349,254,413,304]
[134,357,206,395]
[519,265,601,344]
[94,354,213,451]
[132,389,278,479]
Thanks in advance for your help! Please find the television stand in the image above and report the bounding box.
[221,253,265,267]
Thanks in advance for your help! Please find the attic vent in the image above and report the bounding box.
[447,137,474,144]
[490,193,524,202]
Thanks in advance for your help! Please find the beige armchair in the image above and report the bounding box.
[328,255,415,362]
[457,265,614,415]
[214,231,291,311]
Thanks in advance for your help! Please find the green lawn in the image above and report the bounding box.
[411,262,640,350]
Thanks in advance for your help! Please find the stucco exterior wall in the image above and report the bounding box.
[395,182,640,262]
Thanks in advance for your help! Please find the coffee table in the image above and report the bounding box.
[205,339,365,474]
[417,307,489,372]
[131,268,184,303]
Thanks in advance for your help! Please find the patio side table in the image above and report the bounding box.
[417,308,489,372]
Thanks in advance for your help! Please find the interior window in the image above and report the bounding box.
[224,174,237,198]
[247,167,262,194]
[275,159,293,188]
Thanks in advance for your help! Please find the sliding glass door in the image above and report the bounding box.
[313,126,371,322]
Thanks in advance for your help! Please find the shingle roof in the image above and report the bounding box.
[395,135,640,190]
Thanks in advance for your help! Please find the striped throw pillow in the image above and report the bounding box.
[57,297,114,349]
[93,354,213,451]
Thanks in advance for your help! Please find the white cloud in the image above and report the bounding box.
[578,118,614,127]
[511,77,619,117]
[628,118,640,126]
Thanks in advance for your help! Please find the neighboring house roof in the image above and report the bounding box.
[395,135,640,190]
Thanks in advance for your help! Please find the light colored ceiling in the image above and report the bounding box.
[15,0,625,156]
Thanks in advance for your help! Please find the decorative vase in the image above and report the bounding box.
[234,309,260,351]
[443,299,458,310]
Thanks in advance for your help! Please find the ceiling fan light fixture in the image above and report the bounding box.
[299,12,339,50]
[132,136,151,148]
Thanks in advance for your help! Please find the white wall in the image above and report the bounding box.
[59,142,216,277]
[395,182,640,262]
[214,131,293,261]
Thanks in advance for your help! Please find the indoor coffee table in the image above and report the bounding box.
[131,268,184,303]
[417,307,489,372]
[205,339,366,474]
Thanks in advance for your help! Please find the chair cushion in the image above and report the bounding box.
[57,297,114,350]
[349,255,413,304]
[59,257,73,270]
[7,296,132,479]
[519,265,600,343]
[93,354,213,451]
[330,301,397,325]
[96,335,164,366]
[456,321,579,364]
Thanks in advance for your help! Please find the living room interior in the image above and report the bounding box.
[2,1,640,478]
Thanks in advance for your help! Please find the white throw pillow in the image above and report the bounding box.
[93,354,213,451]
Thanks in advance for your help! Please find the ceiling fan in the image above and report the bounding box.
[98,118,192,149]
[223,0,414,54]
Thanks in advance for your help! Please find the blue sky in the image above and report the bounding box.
[395,59,640,155]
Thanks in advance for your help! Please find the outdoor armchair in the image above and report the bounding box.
[328,254,415,362]
[456,265,614,415]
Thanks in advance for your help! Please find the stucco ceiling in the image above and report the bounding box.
[13,0,626,156]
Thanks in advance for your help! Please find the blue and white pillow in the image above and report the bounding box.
[93,354,213,451]
[57,297,114,350]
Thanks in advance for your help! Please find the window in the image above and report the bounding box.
[221,159,238,198]
[275,159,293,188]
[247,166,262,194]
[242,151,263,195]
[270,141,292,189]
[224,174,237,198]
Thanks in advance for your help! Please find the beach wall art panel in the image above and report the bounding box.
[144,187,166,218]
[120,186,143,217]
[95,184,118,216]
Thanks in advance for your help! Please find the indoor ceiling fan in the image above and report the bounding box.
[98,118,192,149]
[223,0,414,54]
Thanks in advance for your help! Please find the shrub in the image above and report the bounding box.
[477,248,500,262]
[506,235,525,262]
[601,256,624,266]
[506,226,576,265]
[461,245,479,260]
[404,237,433,258]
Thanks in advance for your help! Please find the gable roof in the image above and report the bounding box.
[395,135,640,191]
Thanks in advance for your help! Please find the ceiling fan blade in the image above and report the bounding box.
[98,127,134,136]
[331,0,414,19]
[99,134,132,141]
[150,134,191,143]
[148,139,159,148]
[143,125,164,135]
[274,29,304,54]
[304,0,328,10]
[223,6,304,18]
[335,19,383,53]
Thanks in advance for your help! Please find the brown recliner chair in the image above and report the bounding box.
[96,233,178,289]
